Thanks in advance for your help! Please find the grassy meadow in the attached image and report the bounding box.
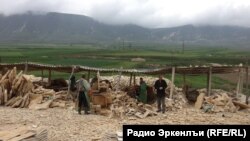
[0,43,249,91]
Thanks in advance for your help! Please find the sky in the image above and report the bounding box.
[0,0,250,28]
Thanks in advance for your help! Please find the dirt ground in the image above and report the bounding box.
[0,106,250,141]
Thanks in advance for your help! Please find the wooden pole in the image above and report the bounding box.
[246,66,249,104]
[97,71,100,91]
[48,69,51,84]
[41,70,44,81]
[24,61,28,74]
[170,67,175,99]
[207,67,212,96]
[133,74,136,86]
[236,68,241,96]
[246,67,249,92]
[183,73,186,85]
[87,70,90,82]
[129,73,132,86]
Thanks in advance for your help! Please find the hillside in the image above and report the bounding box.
[0,12,250,46]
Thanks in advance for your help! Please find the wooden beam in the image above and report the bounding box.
[97,71,100,91]
[41,69,44,81]
[87,70,90,82]
[133,74,136,86]
[24,61,28,74]
[48,69,51,84]
[183,73,186,85]
[129,73,132,86]
[170,67,175,99]
[246,67,249,92]
[236,68,242,96]
[246,66,249,104]
[207,67,212,96]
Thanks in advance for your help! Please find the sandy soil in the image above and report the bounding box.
[0,106,250,141]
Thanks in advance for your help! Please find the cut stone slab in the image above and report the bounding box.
[195,93,205,109]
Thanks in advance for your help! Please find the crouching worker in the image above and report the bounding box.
[76,74,91,115]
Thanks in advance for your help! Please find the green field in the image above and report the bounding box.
[0,43,249,91]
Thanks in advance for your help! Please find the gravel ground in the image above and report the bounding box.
[0,106,250,141]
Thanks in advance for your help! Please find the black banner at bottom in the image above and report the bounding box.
[123,125,250,141]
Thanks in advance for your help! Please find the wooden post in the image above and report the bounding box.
[129,73,132,86]
[170,67,175,99]
[236,68,242,96]
[183,73,186,85]
[87,70,90,82]
[207,67,212,96]
[24,61,28,74]
[41,70,44,81]
[97,71,100,91]
[246,66,249,104]
[133,74,136,86]
[246,67,249,92]
[48,69,51,84]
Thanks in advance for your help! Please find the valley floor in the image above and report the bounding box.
[0,107,249,141]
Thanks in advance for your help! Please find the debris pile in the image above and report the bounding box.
[165,88,188,111]
[202,93,237,113]
[100,75,169,90]
[0,67,71,109]
[109,91,157,119]
[197,89,250,113]
[0,127,47,141]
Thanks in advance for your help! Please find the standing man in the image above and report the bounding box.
[138,78,147,104]
[154,75,167,113]
[76,74,91,115]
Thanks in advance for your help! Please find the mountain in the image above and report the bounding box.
[0,12,250,46]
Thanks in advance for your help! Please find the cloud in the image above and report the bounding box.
[0,0,250,28]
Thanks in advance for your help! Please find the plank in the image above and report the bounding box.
[9,131,36,141]
[195,93,205,109]
[24,93,30,108]
[11,98,23,108]
[13,75,23,90]
[4,89,8,104]
[20,94,29,108]
[12,70,23,86]
[170,67,175,99]
[0,70,10,83]
[30,99,53,110]
[233,101,250,109]
[0,127,28,140]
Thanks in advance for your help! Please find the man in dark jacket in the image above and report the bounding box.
[154,75,167,113]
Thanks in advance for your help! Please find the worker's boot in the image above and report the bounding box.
[78,107,81,115]
[84,107,90,115]
[84,110,90,115]
[156,109,161,112]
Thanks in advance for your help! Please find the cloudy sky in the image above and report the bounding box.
[0,0,250,28]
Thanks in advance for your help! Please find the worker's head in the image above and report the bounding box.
[140,77,144,84]
[140,77,143,81]
[70,75,75,81]
[159,75,163,80]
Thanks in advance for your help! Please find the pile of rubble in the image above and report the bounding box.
[0,67,72,110]
[100,75,170,90]
[109,91,157,119]
[196,89,250,113]
[165,88,188,111]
